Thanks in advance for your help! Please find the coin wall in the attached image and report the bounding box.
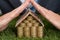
[17,15,43,38]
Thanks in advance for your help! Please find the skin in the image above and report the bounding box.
[0,0,30,31]
[31,0,60,30]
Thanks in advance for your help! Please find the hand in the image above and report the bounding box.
[31,0,35,3]
[25,0,31,2]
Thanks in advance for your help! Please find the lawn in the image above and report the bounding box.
[0,14,60,40]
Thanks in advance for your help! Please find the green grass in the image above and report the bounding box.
[0,14,60,40]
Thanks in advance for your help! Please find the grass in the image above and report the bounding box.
[0,14,60,40]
